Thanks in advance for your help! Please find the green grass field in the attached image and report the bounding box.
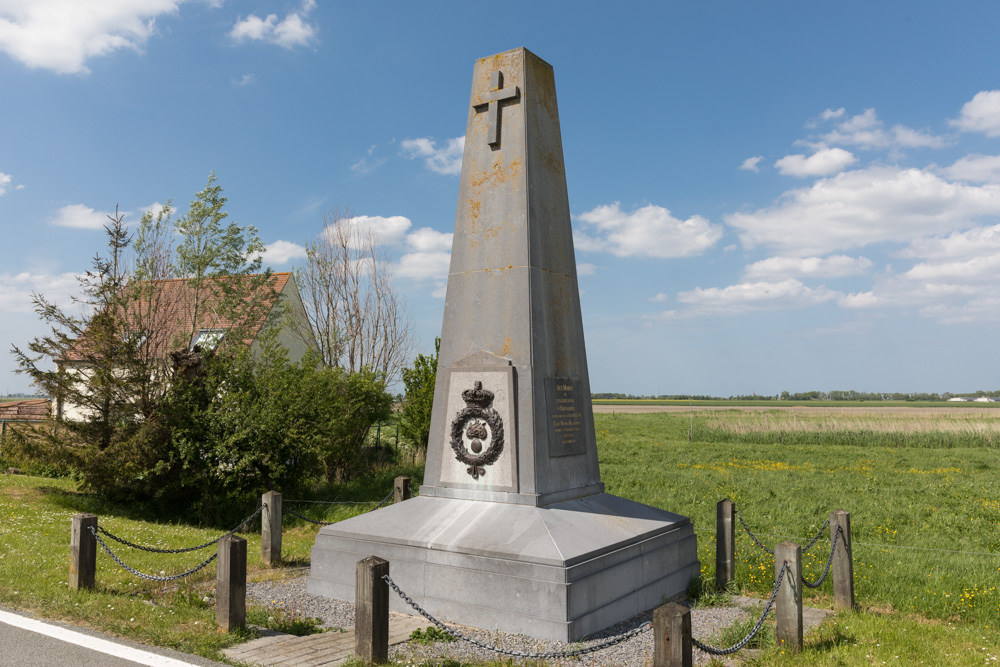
[596,411,1000,665]
[1,410,999,665]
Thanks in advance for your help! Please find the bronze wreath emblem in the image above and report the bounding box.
[450,380,505,480]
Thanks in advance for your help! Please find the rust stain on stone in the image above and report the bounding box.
[470,157,522,189]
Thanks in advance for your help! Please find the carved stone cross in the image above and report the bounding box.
[473,70,519,147]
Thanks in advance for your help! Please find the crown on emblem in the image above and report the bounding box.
[462,380,494,408]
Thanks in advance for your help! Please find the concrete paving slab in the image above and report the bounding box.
[222,614,427,667]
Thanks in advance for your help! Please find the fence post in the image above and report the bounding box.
[393,476,411,504]
[653,602,692,667]
[216,534,247,632]
[831,509,855,611]
[355,556,389,664]
[774,540,802,653]
[715,499,735,590]
[69,513,97,591]
[262,490,282,566]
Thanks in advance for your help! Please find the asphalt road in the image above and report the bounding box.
[0,605,228,667]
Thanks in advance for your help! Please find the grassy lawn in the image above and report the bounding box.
[2,410,999,665]
[0,465,420,663]
[596,411,1000,665]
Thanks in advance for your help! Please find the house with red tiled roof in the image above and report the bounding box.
[58,272,317,421]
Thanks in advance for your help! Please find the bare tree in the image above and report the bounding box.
[297,208,413,387]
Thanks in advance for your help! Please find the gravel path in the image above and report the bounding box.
[247,572,759,666]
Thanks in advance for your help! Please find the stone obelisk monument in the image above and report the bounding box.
[308,47,699,642]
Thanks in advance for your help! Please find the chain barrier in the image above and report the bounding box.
[95,505,265,554]
[284,506,334,526]
[285,490,395,525]
[802,519,830,554]
[735,509,775,556]
[736,510,830,557]
[802,526,841,589]
[692,561,788,656]
[383,574,650,659]
[89,526,218,582]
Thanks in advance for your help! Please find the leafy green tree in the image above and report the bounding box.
[397,338,439,458]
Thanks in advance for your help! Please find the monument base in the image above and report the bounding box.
[307,493,699,642]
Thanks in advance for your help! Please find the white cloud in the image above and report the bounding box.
[676,279,839,315]
[401,136,465,175]
[739,156,763,172]
[577,262,596,276]
[726,166,1000,256]
[649,292,669,303]
[943,154,1000,184]
[951,90,1000,137]
[775,147,856,177]
[50,203,116,230]
[0,272,79,313]
[906,253,1000,283]
[262,239,307,266]
[231,73,255,87]
[743,255,873,280]
[0,0,181,74]
[919,297,1000,324]
[336,215,412,246]
[230,0,317,49]
[405,227,452,253]
[892,125,949,149]
[901,223,1000,261]
[0,171,11,195]
[396,251,450,282]
[396,227,452,283]
[575,202,722,258]
[819,108,947,151]
[821,108,845,121]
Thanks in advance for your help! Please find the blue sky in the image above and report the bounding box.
[3,1,1000,396]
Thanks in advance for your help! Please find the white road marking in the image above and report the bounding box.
[0,608,204,667]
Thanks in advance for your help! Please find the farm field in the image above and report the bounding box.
[596,410,1000,664]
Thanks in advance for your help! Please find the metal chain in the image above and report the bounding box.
[383,574,650,659]
[96,505,265,554]
[372,490,394,510]
[90,526,218,582]
[284,506,334,525]
[803,526,840,589]
[735,509,775,555]
[802,519,831,554]
[285,490,395,525]
[692,561,788,656]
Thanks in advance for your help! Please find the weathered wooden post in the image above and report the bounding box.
[216,534,247,632]
[69,513,97,590]
[355,556,389,664]
[653,602,692,667]
[393,476,411,503]
[715,499,735,590]
[261,490,282,566]
[831,509,855,611]
[774,541,802,653]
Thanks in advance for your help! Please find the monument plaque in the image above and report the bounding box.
[308,47,699,642]
[546,377,586,457]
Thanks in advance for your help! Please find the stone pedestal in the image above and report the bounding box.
[308,47,699,641]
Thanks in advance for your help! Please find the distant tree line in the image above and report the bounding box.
[592,390,1000,401]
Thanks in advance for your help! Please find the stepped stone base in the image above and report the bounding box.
[307,493,699,642]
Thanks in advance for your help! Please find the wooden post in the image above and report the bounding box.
[261,490,282,566]
[69,513,97,590]
[715,499,735,590]
[216,534,247,632]
[355,556,389,664]
[653,602,692,667]
[393,476,411,503]
[831,509,855,611]
[774,541,802,653]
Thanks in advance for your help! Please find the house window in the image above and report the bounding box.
[191,329,225,351]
